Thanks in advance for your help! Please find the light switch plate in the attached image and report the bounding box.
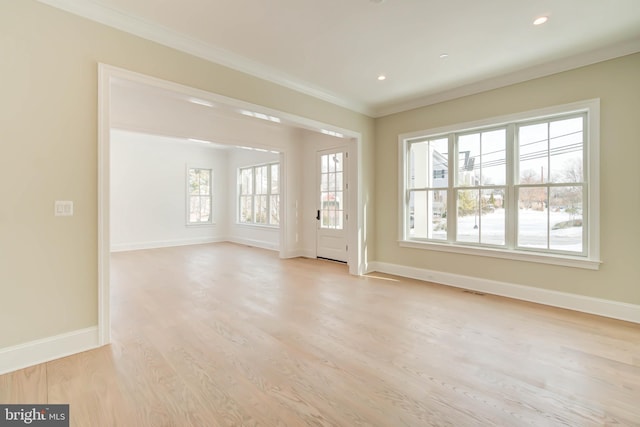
[55,201,74,216]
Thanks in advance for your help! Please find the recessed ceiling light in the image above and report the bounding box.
[240,110,281,123]
[188,138,212,144]
[321,129,345,138]
[188,98,214,108]
[377,75,387,81]
[238,146,278,153]
[439,53,449,59]
[533,16,548,26]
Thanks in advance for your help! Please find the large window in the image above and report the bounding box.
[187,167,212,224]
[239,163,280,226]
[400,100,600,268]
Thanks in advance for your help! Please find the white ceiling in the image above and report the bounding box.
[40,0,640,116]
[110,77,294,147]
[109,76,347,148]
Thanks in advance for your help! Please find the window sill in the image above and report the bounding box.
[186,222,216,227]
[398,240,601,270]
[235,223,280,230]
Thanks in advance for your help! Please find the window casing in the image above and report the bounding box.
[239,162,280,226]
[399,100,600,269]
[187,167,212,224]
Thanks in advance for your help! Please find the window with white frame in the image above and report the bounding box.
[239,162,280,226]
[187,167,212,224]
[400,100,600,268]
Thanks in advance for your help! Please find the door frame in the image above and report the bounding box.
[316,147,349,262]
[97,64,365,345]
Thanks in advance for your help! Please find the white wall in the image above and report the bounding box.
[110,129,227,251]
[110,128,307,255]
[111,84,315,256]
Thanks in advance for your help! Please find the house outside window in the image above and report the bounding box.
[399,100,600,269]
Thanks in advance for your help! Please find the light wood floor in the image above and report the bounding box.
[1,243,639,426]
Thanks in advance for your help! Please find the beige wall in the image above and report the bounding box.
[1,0,637,353]
[375,53,640,305]
[0,0,375,348]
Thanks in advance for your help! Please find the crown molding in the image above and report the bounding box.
[372,38,640,117]
[35,0,640,119]
[36,0,373,116]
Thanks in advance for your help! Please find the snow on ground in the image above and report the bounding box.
[413,208,582,252]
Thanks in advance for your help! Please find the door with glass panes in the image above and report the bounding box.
[316,148,348,262]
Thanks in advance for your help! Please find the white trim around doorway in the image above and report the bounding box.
[97,64,365,345]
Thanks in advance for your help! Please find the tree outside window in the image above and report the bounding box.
[403,110,591,258]
[188,168,212,224]
[238,162,280,226]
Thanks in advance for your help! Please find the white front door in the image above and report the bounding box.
[316,148,348,262]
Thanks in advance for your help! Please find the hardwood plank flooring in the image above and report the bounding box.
[0,364,47,404]
[1,242,639,426]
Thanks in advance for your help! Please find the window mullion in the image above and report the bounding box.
[505,123,517,249]
[582,183,588,257]
[447,133,456,242]
[266,164,271,225]
[252,166,257,223]
[582,113,589,257]
[545,122,551,249]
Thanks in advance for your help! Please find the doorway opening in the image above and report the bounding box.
[97,64,364,345]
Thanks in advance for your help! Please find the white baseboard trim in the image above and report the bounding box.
[0,327,100,375]
[279,250,304,259]
[280,250,317,259]
[297,249,317,259]
[227,237,279,252]
[111,237,225,252]
[369,261,640,324]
